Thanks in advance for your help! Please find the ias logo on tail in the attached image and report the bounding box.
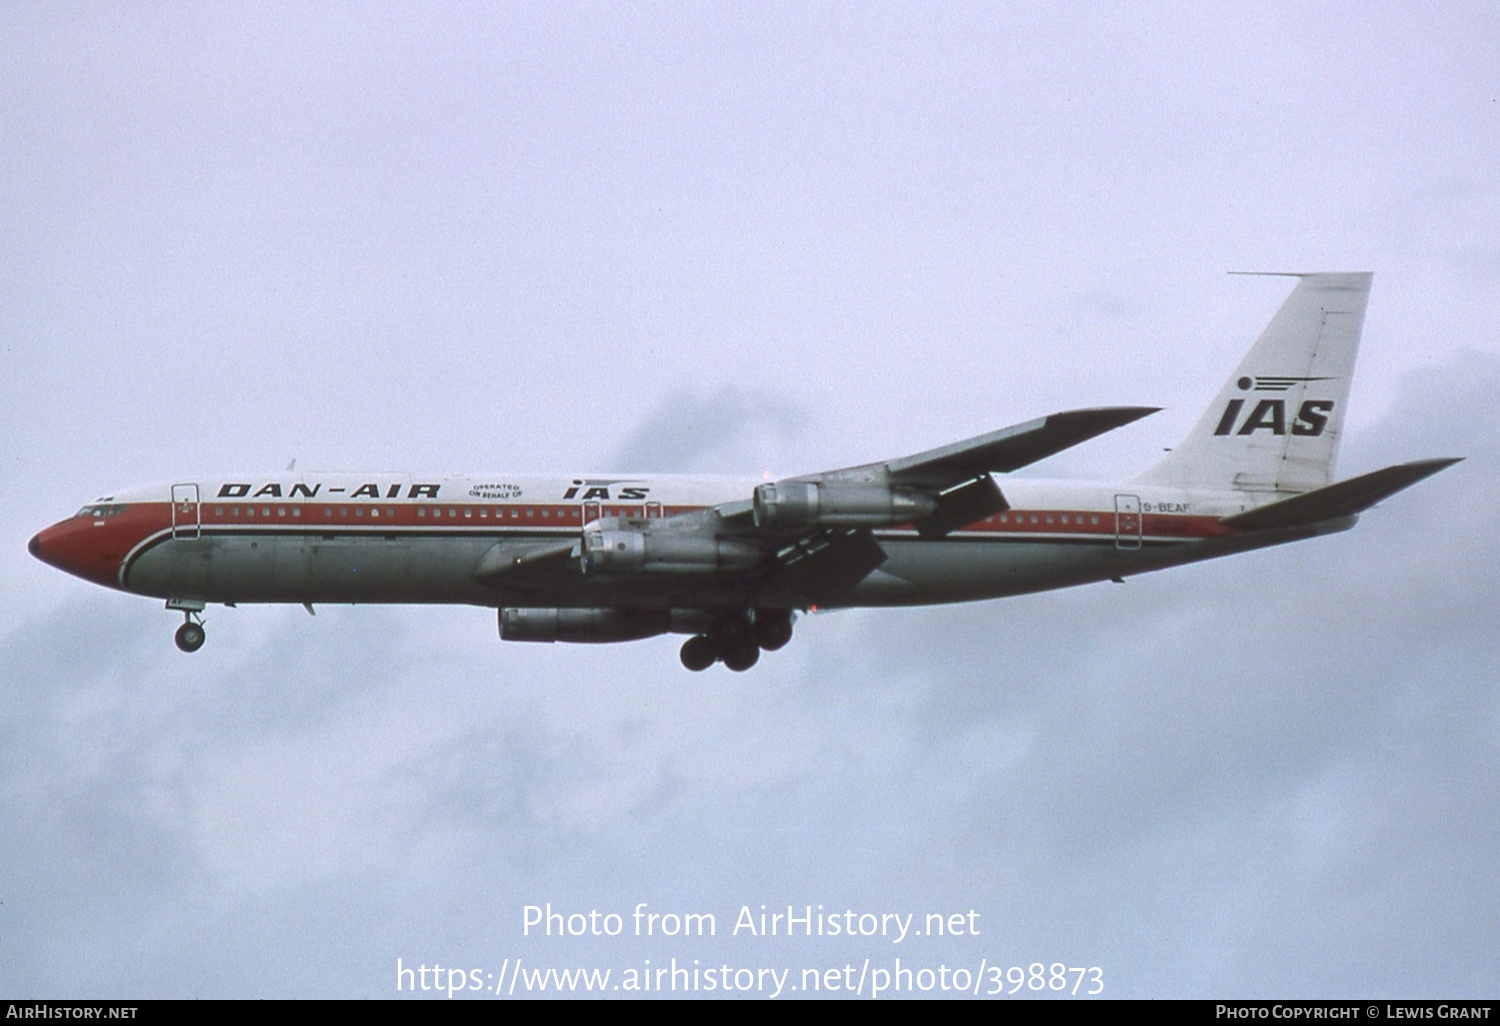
[1214,398,1333,436]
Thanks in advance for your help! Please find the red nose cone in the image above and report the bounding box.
[28,523,68,571]
[28,518,127,589]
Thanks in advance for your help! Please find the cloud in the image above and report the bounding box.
[2,348,1493,997]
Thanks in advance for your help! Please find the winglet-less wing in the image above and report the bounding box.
[734,407,1157,545]
[878,406,1159,488]
[671,407,1160,600]
[1220,457,1461,532]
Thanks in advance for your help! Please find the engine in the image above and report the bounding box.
[500,607,670,643]
[580,527,760,575]
[500,607,715,643]
[752,481,936,532]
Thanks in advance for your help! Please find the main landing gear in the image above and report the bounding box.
[168,598,206,653]
[679,609,794,672]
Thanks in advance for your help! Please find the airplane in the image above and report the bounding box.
[29,272,1458,671]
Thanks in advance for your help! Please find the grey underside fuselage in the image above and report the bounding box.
[123,519,1352,611]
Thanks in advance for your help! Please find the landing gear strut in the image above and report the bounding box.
[168,598,206,653]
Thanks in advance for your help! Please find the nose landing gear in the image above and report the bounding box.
[167,598,207,653]
[174,621,206,653]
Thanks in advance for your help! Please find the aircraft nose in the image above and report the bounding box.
[29,525,59,566]
[28,516,131,588]
[30,520,95,575]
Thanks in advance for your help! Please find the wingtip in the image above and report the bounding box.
[1052,405,1160,419]
[1096,405,1161,423]
[1227,270,1374,278]
[1409,456,1465,473]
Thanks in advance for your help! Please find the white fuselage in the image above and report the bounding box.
[71,472,1335,612]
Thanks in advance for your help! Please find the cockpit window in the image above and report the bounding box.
[75,504,129,519]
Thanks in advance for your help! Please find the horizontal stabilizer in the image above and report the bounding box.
[1221,458,1461,532]
[885,406,1159,487]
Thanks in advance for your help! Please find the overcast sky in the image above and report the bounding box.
[2,2,1497,999]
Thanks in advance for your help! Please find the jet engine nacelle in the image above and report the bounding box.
[580,528,761,575]
[752,481,936,531]
[500,607,671,643]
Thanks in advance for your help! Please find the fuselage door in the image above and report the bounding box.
[1114,494,1142,550]
[645,501,663,519]
[171,483,201,540]
[582,501,602,526]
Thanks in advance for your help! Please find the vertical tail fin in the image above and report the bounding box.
[1134,272,1372,495]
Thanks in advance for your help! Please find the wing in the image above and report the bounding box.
[472,407,1158,605]
[877,406,1161,486]
[733,405,1159,602]
[724,406,1158,535]
[719,405,1156,505]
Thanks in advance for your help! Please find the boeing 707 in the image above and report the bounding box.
[29,273,1458,670]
